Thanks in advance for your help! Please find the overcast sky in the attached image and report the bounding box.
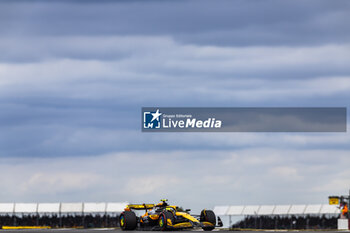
[0,0,350,215]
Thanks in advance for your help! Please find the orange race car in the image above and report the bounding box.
[119,199,222,231]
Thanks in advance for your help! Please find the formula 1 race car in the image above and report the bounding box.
[119,199,223,231]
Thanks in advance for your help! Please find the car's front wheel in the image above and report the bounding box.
[200,209,216,231]
[158,211,174,231]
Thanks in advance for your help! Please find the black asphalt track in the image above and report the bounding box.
[0,229,342,233]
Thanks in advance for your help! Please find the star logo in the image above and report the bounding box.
[151,109,162,122]
[143,109,162,129]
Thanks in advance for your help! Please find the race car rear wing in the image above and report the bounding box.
[126,204,155,210]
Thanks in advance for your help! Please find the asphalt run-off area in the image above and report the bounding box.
[0,230,344,233]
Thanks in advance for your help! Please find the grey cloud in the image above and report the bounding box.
[0,149,348,211]
[0,37,349,157]
[1,37,349,83]
[1,0,350,46]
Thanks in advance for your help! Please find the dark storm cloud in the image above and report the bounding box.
[1,0,350,46]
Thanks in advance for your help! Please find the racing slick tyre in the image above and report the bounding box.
[200,209,216,231]
[158,211,174,231]
[119,211,137,230]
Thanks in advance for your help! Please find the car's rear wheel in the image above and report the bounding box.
[200,209,216,231]
[119,211,137,230]
[158,211,174,231]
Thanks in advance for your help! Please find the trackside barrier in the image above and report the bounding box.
[1,226,51,229]
[0,202,128,215]
[213,204,339,216]
[214,204,341,230]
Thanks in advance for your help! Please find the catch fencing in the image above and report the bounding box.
[213,204,339,216]
[0,202,128,215]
